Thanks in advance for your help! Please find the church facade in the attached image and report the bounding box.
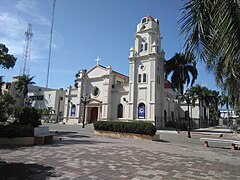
[63,16,177,129]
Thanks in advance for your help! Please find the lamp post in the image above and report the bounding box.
[80,93,91,128]
[184,89,191,138]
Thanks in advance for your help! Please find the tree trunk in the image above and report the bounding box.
[177,83,181,131]
[199,99,202,128]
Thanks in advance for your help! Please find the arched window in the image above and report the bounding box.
[117,104,123,118]
[138,74,142,83]
[143,73,147,82]
[70,104,76,117]
[140,44,143,52]
[92,86,100,96]
[145,43,148,51]
[142,18,147,24]
[171,111,174,121]
[138,103,146,119]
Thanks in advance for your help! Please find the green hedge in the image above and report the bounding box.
[13,107,41,127]
[94,121,156,136]
[0,125,34,138]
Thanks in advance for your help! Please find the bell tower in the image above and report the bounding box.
[128,16,165,129]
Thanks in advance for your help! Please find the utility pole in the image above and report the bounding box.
[46,0,56,88]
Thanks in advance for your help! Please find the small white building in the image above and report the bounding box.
[180,98,209,128]
[28,86,65,122]
[2,77,65,122]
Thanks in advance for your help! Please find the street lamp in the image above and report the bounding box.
[80,93,91,128]
[184,89,191,138]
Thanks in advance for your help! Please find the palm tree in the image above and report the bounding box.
[190,84,217,127]
[165,52,198,95]
[179,0,240,104]
[74,70,81,88]
[15,74,35,105]
[190,84,205,127]
[42,107,55,122]
[165,52,198,129]
[220,93,231,126]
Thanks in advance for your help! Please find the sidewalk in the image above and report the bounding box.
[0,124,240,179]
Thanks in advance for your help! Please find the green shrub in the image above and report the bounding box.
[94,121,156,136]
[13,107,41,127]
[0,125,34,138]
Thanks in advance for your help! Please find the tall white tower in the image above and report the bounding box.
[128,16,165,128]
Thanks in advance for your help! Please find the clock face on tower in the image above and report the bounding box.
[140,64,145,70]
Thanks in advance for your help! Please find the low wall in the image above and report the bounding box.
[0,137,35,146]
[94,130,159,141]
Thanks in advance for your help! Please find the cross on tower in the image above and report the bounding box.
[95,56,101,65]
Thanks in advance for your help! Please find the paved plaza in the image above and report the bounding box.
[0,124,239,179]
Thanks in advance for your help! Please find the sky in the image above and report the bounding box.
[0,0,219,92]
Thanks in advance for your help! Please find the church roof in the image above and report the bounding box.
[89,64,129,79]
[146,15,155,22]
[112,70,129,79]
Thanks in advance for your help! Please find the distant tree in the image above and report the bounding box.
[0,76,4,94]
[15,74,35,101]
[42,107,55,120]
[0,92,16,122]
[0,43,17,69]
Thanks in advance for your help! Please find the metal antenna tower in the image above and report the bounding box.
[46,0,56,88]
[21,23,33,75]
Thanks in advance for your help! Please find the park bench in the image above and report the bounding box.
[34,126,55,145]
[200,138,240,150]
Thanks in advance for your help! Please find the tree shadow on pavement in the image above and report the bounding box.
[50,138,116,147]
[53,131,91,138]
[154,140,170,143]
[0,161,57,179]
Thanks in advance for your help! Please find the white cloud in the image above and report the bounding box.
[0,12,26,38]
[0,0,63,69]
[15,0,50,26]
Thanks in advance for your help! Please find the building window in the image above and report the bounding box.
[140,44,143,52]
[70,104,76,117]
[171,111,174,121]
[92,86,100,96]
[117,104,123,118]
[6,84,11,90]
[143,73,147,82]
[145,43,148,51]
[164,110,167,123]
[138,74,142,83]
[29,95,44,101]
[142,18,147,24]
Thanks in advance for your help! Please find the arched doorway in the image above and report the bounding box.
[138,103,145,119]
[90,107,98,123]
[117,104,123,118]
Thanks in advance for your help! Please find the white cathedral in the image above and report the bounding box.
[63,16,177,129]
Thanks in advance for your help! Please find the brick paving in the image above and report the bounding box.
[0,127,240,179]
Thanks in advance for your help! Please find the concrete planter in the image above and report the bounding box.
[94,130,159,141]
[0,137,35,145]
